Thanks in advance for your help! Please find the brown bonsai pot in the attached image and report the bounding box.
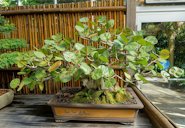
[0,89,14,109]
[48,87,143,124]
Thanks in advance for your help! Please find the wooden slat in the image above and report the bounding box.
[0,6,126,15]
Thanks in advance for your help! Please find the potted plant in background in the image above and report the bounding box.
[161,66,185,91]
[10,16,169,124]
[0,15,27,109]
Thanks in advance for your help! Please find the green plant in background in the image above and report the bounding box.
[162,67,185,78]
[21,0,54,5]
[174,25,185,69]
[10,16,169,104]
[0,15,15,33]
[0,39,27,50]
[0,0,17,7]
[161,66,185,86]
[0,15,27,69]
[58,0,90,3]
[0,52,21,69]
[143,22,185,69]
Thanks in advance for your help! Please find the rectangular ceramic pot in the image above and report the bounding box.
[48,88,143,124]
[0,89,14,109]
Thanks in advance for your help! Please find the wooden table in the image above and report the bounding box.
[0,95,153,128]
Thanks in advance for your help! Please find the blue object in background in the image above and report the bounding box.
[160,60,170,70]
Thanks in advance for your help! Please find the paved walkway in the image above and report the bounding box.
[0,95,153,128]
[140,77,185,128]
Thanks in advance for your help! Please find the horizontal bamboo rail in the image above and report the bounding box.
[0,6,126,15]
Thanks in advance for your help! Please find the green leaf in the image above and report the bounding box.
[124,42,139,51]
[136,59,148,66]
[126,55,135,61]
[138,39,152,46]
[150,53,158,59]
[145,36,158,44]
[134,73,148,83]
[132,35,143,41]
[129,51,137,56]
[38,61,48,67]
[100,32,111,42]
[44,40,55,45]
[169,66,184,78]
[161,70,170,78]
[17,81,24,91]
[22,77,33,85]
[113,39,124,50]
[17,71,27,75]
[51,34,63,42]
[74,69,83,81]
[91,68,103,80]
[75,25,84,32]
[107,19,114,28]
[159,49,170,59]
[98,55,109,63]
[98,65,114,77]
[63,51,76,62]
[34,51,45,59]
[38,82,44,91]
[54,56,63,61]
[151,70,157,76]
[80,17,89,22]
[35,70,46,80]
[29,81,36,91]
[156,62,164,70]
[54,45,65,51]
[60,73,72,83]
[10,78,20,89]
[91,36,99,42]
[80,62,92,75]
[124,72,131,80]
[129,62,137,70]
[97,16,106,23]
[75,43,85,51]
[120,33,129,43]
[105,78,116,88]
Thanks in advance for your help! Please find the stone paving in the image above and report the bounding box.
[140,77,185,128]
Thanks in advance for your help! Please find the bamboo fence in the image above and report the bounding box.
[0,0,136,94]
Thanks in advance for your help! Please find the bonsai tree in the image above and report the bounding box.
[0,15,27,69]
[10,16,169,104]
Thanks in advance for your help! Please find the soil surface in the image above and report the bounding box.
[0,89,8,96]
[55,88,137,105]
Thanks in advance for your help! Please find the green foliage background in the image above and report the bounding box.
[0,16,27,69]
[142,22,185,69]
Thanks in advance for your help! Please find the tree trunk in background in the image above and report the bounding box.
[169,33,176,67]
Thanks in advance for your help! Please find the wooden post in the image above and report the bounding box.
[126,0,136,30]
[54,0,57,4]
[18,0,21,6]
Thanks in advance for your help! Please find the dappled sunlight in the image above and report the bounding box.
[179,108,185,110]
[141,77,185,127]
[166,112,185,118]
